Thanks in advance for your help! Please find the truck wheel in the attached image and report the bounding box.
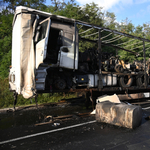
[119,75,133,88]
[136,72,147,87]
[55,79,66,90]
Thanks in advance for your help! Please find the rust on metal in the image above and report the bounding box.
[53,115,73,119]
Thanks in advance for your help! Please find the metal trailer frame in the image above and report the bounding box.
[11,6,150,109]
[37,20,150,94]
[37,18,150,95]
[69,20,150,93]
[11,6,150,96]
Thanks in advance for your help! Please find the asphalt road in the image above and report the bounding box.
[1,103,150,150]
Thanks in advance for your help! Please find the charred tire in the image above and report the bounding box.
[119,75,133,88]
[115,64,124,73]
[136,72,147,87]
[54,79,66,90]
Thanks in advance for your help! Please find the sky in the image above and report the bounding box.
[46,0,150,27]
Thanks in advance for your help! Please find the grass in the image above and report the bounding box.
[0,78,77,109]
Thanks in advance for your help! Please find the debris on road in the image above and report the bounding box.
[93,94,143,129]
[90,110,96,115]
[44,115,53,122]
[96,94,121,103]
[35,120,54,126]
[53,123,60,126]
[96,101,142,129]
[53,115,73,119]
[77,112,91,117]
[35,115,74,126]
[91,94,121,115]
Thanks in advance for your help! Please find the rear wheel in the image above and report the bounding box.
[136,72,147,87]
[119,75,133,88]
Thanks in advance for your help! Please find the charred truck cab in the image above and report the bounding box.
[9,6,79,98]
[9,6,150,103]
[35,17,79,91]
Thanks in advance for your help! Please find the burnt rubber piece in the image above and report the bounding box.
[119,75,133,88]
[136,72,147,87]
[115,64,124,73]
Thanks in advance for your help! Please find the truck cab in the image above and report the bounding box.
[9,6,79,98]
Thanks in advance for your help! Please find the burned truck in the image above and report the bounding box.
[9,6,150,104]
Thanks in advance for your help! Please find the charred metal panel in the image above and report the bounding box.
[51,20,75,46]
[51,21,74,33]
[96,101,142,129]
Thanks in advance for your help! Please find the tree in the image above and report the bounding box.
[0,0,47,79]
[104,12,116,30]
[0,9,13,78]
[2,0,47,12]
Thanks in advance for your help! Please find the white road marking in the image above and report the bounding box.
[0,120,96,145]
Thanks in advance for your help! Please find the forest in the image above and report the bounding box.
[0,0,150,108]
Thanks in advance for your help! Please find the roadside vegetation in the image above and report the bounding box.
[0,78,77,108]
[0,0,150,108]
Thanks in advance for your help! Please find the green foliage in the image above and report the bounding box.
[0,12,13,38]
[0,10,13,79]
[2,0,46,11]
[104,12,116,30]
[0,78,20,108]
[0,50,11,78]
[37,93,77,104]
[0,78,77,108]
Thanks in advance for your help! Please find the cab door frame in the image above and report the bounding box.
[35,17,51,69]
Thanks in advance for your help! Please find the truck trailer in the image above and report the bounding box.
[9,6,150,107]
